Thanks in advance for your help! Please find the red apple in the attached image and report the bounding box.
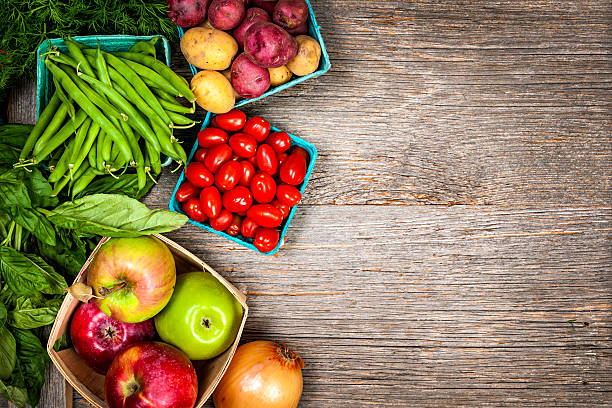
[104,341,198,408]
[87,236,176,323]
[70,302,156,374]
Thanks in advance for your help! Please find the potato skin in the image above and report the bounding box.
[273,0,308,30]
[208,0,246,30]
[233,7,272,48]
[191,70,236,113]
[231,53,271,98]
[180,27,238,70]
[268,65,292,86]
[244,21,298,68]
[287,35,321,76]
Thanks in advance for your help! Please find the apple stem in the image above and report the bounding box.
[98,281,127,297]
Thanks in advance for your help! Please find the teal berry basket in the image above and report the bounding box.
[35,35,173,166]
[176,0,331,108]
[169,112,317,255]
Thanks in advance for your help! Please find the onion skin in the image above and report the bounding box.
[213,340,304,408]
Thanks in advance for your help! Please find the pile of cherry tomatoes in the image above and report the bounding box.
[175,109,310,253]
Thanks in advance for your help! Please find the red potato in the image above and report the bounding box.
[209,0,246,30]
[252,0,277,14]
[233,7,271,49]
[231,53,271,99]
[286,18,308,35]
[273,0,308,30]
[244,22,298,68]
[167,0,211,27]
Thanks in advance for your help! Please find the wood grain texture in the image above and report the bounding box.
[3,0,612,407]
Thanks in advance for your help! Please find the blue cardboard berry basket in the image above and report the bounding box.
[35,35,174,166]
[176,0,331,109]
[169,112,317,255]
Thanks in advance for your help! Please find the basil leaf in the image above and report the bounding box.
[0,286,18,310]
[38,238,86,277]
[22,168,58,208]
[42,193,188,237]
[9,297,58,329]
[76,173,156,200]
[0,125,32,149]
[0,247,63,296]
[0,325,16,379]
[0,170,31,209]
[0,211,11,240]
[0,144,21,168]
[10,207,56,246]
[0,380,27,408]
[52,333,70,352]
[12,328,48,407]
[0,301,6,327]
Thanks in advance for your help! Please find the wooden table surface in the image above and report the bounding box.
[2,0,611,406]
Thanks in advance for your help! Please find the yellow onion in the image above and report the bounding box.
[213,340,304,408]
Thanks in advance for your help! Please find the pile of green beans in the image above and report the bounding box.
[16,37,198,197]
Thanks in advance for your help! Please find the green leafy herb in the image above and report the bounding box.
[0,325,16,379]
[76,173,157,200]
[52,333,70,352]
[8,298,59,329]
[0,247,66,296]
[41,193,188,237]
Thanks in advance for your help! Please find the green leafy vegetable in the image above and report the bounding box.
[8,298,59,329]
[0,325,16,379]
[0,379,27,408]
[0,247,66,296]
[76,173,157,200]
[52,333,70,352]
[41,194,188,237]
[11,328,48,406]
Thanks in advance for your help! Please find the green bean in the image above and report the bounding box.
[60,67,126,122]
[33,109,88,163]
[19,93,61,161]
[52,76,75,118]
[77,72,162,155]
[130,38,158,58]
[66,37,95,77]
[166,110,197,126]
[120,59,178,96]
[67,117,92,173]
[52,161,89,197]
[146,83,179,103]
[114,52,196,102]
[150,119,178,161]
[172,140,188,165]
[49,53,78,70]
[71,121,100,176]
[120,122,146,189]
[102,137,113,163]
[96,131,107,171]
[48,137,76,184]
[71,166,99,198]
[45,59,132,163]
[82,49,172,126]
[159,98,196,114]
[145,141,162,176]
[32,102,69,157]
[106,67,169,130]
[88,134,98,169]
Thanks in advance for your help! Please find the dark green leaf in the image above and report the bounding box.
[10,207,56,246]
[0,170,31,209]
[12,328,48,406]
[76,173,156,200]
[0,211,11,241]
[0,125,32,149]
[9,298,58,329]
[52,333,70,352]
[41,194,188,237]
[38,239,86,277]
[25,254,67,295]
[0,301,6,327]
[0,380,27,408]
[0,325,16,379]
[0,144,22,168]
[0,285,18,310]
[22,168,58,208]
[0,247,63,296]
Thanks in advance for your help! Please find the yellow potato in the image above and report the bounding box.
[180,27,238,71]
[191,70,235,114]
[221,68,242,100]
[268,65,293,86]
[198,19,214,29]
[287,35,321,76]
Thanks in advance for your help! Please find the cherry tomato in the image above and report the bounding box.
[209,116,219,128]
[236,211,246,216]
[225,214,242,236]
[198,128,228,148]
[175,181,200,203]
[276,184,302,206]
[253,228,280,253]
[265,131,291,153]
[239,160,255,187]
[241,217,259,238]
[204,143,233,173]
[222,186,253,212]
[182,198,208,223]
[277,151,289,166]
[215,160,242,191]
[270,198,290,219]
[280,152,307,185]
[250,172,276,203]
[209,209,233,231]
[292,146,310,161]
[256,144,278,175]
[231,153,242,161]
[246,204,283,228]
[243,116,270,142]
[246,154,257,167]
[199,186,222,218]
[229,132,257,158]
[194,148,208,162]
[185,161,214,188]
[214,109,246,132]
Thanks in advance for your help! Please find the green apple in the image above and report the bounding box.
[154,271,243,360]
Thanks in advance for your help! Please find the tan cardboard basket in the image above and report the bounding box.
[46,234,248,408]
